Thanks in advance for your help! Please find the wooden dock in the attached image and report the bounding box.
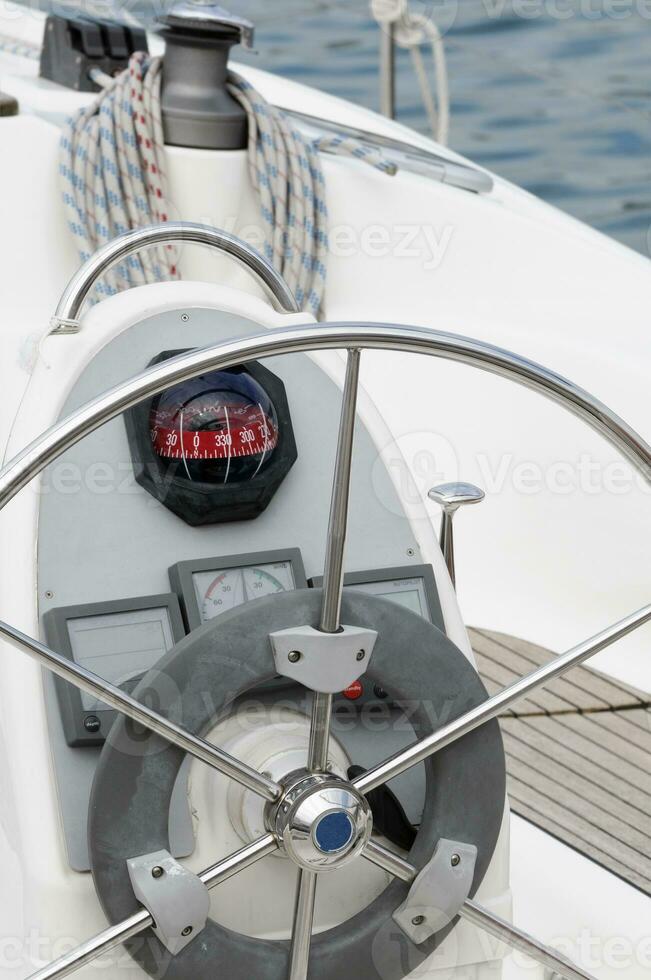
[470,628,651,896]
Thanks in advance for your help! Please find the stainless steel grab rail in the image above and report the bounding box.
[2,322,651,507]
[49,222,300,334]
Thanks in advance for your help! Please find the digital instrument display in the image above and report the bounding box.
[43,594,186,747]
[345,577,429,618]
[309,564,444,631]
[170,549,308,631]
[125,354,297,527]
[69,609,178,712]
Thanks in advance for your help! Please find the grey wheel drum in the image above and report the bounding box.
[89,589,506,980]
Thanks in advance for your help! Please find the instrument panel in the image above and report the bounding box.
[44,551,443,749]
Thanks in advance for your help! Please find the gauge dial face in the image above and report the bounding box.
[149,368,279,484]
[193,561,296,622]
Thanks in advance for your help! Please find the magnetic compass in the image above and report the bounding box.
[125,352,297,526]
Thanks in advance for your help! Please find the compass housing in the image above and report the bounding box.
[125,351,297,526]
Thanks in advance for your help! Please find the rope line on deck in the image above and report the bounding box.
[370,0,450,144]
[58,52,395,314]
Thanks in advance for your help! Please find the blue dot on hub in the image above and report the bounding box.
[314,812,355,853]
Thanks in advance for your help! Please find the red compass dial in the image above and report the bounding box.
[151,399,278,461]
[149,367,280,485]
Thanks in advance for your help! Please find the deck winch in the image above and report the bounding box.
[158,1,253,149]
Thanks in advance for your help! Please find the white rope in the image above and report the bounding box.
[0,30,40,60]
[228,70,395,315]
[60,52,175,298]
[60,52,396,315]
[370,0,450,145]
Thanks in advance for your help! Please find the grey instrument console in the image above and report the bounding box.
[38,306,438,872]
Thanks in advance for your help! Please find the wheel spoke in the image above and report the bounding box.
[363,836,415,882]
[288,869,318,980]
[308,348,361,772]
[319,347,361,634]
[0,620,281,803]
[27,835,278,980]
[308,692,334,772]
[461,899,597,980]
[362,839,597,980]
[353,603,651,794]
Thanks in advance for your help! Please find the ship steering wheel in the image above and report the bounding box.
[3,225,651,980]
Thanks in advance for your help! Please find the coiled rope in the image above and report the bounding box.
[60,53,174,298]
[371,0,450,145]
[60,52,396,316]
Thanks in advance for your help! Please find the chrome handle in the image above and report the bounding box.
[50,222,299,334]
[428,482,485,589]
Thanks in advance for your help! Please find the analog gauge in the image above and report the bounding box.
[192,561,296,622]
[125,354,297,526]
[168,549,308,631]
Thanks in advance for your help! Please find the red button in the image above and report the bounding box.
[343,681,363,701]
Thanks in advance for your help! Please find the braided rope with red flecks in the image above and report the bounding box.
[61,51,396,313]
[60,52,178,299]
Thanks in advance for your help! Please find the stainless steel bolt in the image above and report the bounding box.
[451,853,461,867]
[411,915,426,926]
[288,650,301,663]
[181,926,193,937]
[356,649,366,661]
[151,866,164,879]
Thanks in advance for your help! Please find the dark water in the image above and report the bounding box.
[222,0,651,258]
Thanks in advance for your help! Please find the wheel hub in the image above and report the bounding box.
[269,771,372,872]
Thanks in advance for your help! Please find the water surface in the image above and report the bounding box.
[228,0,651,257]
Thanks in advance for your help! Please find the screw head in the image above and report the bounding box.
[356,649,365,662]
[181,926,193,937]
[451,853,461,867]
[288,650,301,663]
[411,915,426,926]
[151,866,164,879]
